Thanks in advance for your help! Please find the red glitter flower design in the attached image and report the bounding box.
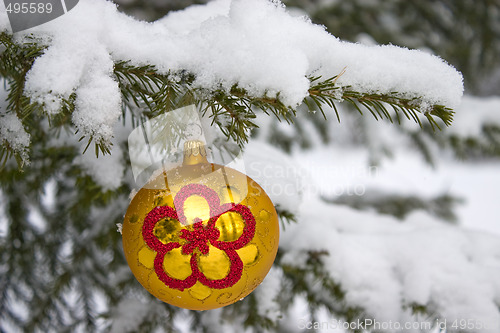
[142,183,256,291]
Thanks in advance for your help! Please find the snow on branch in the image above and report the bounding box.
[280,198,500,331]
[0,0,463,162]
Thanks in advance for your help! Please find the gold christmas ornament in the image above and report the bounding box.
[122,140,279,310]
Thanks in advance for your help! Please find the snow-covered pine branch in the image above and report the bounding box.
[0,0,462,165]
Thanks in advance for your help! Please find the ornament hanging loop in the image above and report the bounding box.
[183,140,209,165]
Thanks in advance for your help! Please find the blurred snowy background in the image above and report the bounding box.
[1,0,500,332]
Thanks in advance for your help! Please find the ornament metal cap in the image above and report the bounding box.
[183,140,208,165]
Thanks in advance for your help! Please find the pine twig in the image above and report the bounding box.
[1,34,457,166]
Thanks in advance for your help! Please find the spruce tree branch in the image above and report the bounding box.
[1,34,456,165]
[307,75,454,129]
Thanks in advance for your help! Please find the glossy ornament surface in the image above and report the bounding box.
[122,141,279,310]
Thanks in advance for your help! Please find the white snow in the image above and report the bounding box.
[0,112,30,155]
[76,141,124,190]
[0,1,8,32]
[1,0,463,146]
[71,65,122,144]
[253,266,283,322]
[109,298,153,333]
[280,200,500,332]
